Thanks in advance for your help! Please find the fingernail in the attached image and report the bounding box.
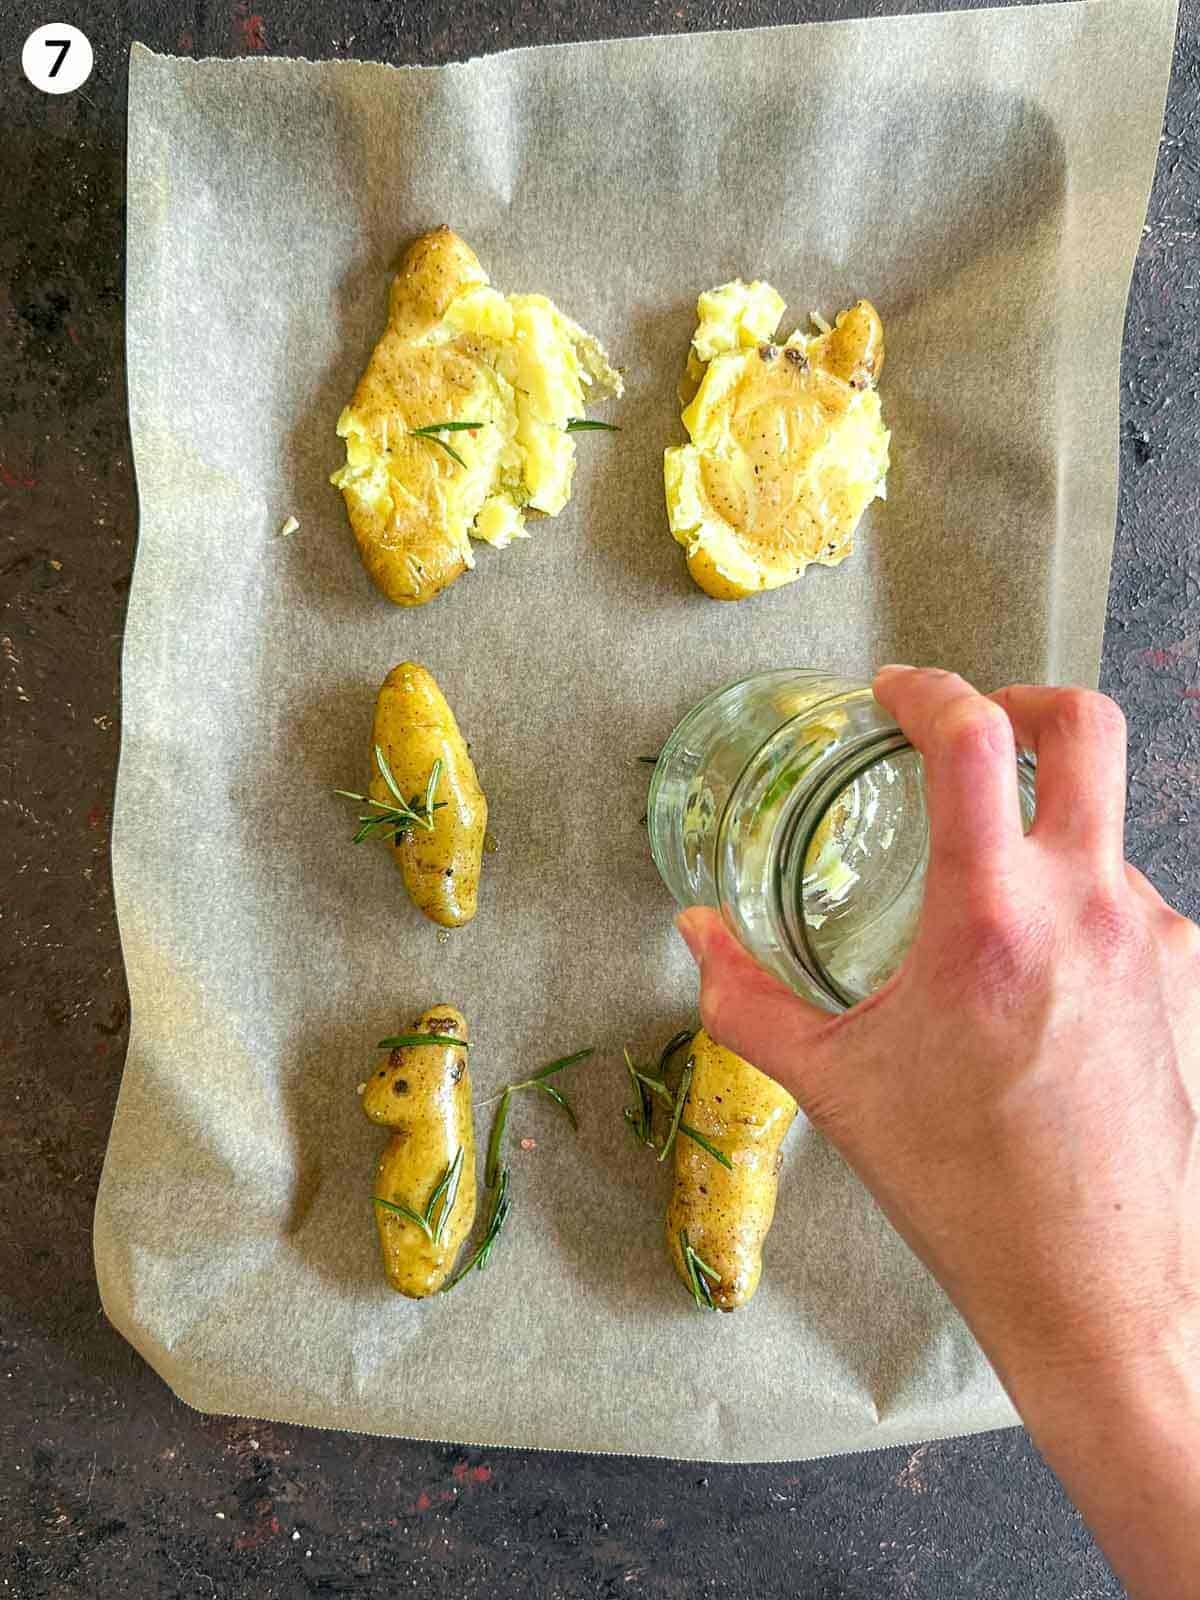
[875,663,914,677]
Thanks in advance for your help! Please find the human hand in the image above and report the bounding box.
[678,667,1200,1598]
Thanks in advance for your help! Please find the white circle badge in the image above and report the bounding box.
[22,24,94,95]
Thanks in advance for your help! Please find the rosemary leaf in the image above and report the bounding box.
[411,420,487,434]
[478,1047,596,1104]
[427,1146,465,1245]
[374,743,408,806]
[632,1069,673,1103]
[373,1195,434,1240]
[409,421,487,471]
[352,816,404,842]
[477,1167,512,1268]
[534,1080,578,1131]
[657,1060,692,1164]
[422,758,443,821]
[680,1228,719,1311]
[352,822,384,845]
[679,1122,733,1171]
[441,1166,511,1291]
[658,1029,696,1076]
[485,1088,511,1190]
[376,1034,469,1051]
[622,1046,654,1146]
[636,754,660,766]
[524,1047,595,1084]
[564,418,620,432]
[418,433,467,468]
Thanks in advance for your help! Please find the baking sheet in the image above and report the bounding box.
[98,0,1177,1461]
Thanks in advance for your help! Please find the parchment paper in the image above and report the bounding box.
[98,1,1177,1462]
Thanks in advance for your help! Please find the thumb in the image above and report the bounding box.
[675,908,837,1105]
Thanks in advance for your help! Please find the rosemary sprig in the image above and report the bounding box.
[624,1031,690,1147]
[478,1049,594,1112]
[520,1047,596,1085]
[621,1031,733,1170]
[680,1228,720,1311]
[373,1146,464,1243]
[565,418,620,432]
[447,1046,594,1289]
[481,1049,594,1193]
[410,420,488,470]
[658,1059,692,1164]
[441,1165,511,1292]
[622,1046,655,1147]
[376,1033,469,1051]
[484,1088,512,1190]
[335,747,445,846]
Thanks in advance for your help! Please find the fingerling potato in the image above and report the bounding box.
[666,1029,798,1310]
[365,1004,476,1298]
[371,662,487,927]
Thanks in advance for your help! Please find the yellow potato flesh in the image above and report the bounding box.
[666,1029,798,1311]
[365,1005,476,1298]
[665,283,890,601]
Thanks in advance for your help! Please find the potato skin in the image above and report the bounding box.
[386,225,488,340]
[666,1029,798,1310]
[342,228,492,608]
[814,298,884,389]
[370,662,486,927]
[366,1005,476,1298]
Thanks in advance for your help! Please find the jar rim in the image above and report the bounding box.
[775,729,914,1011]
[713,707,911,1013]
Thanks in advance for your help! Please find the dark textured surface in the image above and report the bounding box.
[1,0,1196,1594]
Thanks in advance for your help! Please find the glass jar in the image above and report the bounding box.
[647,670,1036,1012]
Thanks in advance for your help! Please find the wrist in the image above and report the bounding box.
[1020,1334,1199,1446]
[972,1282,1200,1436]
[998,1324,1200,1599]
[997,1308,1200,1482]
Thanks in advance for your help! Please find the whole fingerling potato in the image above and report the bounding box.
[371,662,487,927]
[365,1004,476,1298]
[666,1029,798,1311]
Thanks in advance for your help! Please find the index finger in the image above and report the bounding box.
[873,665,1025,876]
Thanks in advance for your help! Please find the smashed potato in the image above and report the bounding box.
[665,280,890,601]
[331,226,622,606]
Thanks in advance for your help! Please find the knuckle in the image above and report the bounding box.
[946,899,1054,1007]
[931,699,1013,761]
[1078,887,1145,964]
[1053,688,1126,745]
[1164,911,1200,961]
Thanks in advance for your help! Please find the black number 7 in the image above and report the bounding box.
[45,38,72,77]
